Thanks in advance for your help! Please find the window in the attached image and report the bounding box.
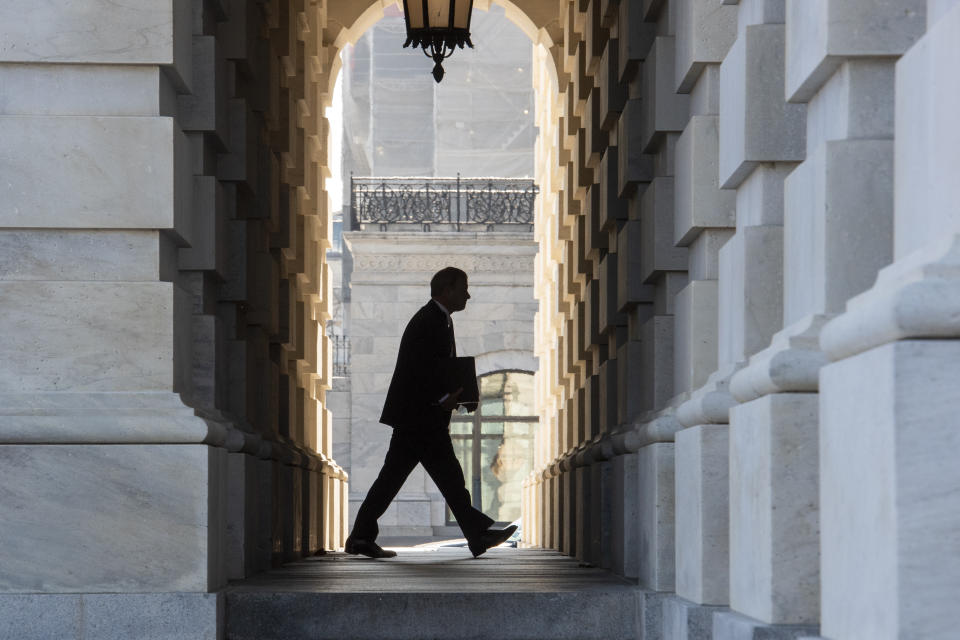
[448,370,537,525]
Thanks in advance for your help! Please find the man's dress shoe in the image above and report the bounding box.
[344,537,397,559]
[468,524,518,558]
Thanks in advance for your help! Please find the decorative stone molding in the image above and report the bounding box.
[675,363,743,427]
[573,441,593,467]
[600,412,684,456]
[0,392,228,445]
[474,349,538,376]
[0,389,349,485]
[729,314,831,403]
[820,234,960,361]
[558,450,578,473]
[623,414,684,451]
[352,253,535,274]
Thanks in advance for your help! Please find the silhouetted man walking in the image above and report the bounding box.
[344,267,517,558]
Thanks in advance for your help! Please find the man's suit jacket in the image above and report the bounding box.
[379,300,455,429]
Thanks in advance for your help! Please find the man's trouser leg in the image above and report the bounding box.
[418,426,494,541]
[350,429,419,541]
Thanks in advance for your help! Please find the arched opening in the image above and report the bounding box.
[316,0,562,545]
[449,369,537,525]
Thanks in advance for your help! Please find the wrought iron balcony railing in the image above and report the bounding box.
[332,335,350,377]
[349,175,537,231]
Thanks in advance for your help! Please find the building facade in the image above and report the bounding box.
[0,0,957,638]
[338,224,538,537]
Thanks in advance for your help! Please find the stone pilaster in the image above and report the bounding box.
[668,1,738,626]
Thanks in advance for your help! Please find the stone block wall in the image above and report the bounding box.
[527,0,960,638]
[0,0,349,633]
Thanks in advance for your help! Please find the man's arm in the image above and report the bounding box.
[395,307,452,410]
[439,387,463,411]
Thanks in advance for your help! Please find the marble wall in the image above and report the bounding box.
[0,0,348,634]
[527,0,960,638]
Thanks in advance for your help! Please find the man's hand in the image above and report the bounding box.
[440,387,463,411]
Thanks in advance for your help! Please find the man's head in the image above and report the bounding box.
[431,267,470,312]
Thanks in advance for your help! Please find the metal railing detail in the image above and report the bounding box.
[332,335,350,377]
[350,175,537,230]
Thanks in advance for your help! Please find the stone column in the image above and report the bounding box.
[719,1,921,636]
[716,0,925,637]
[816,2,960,638]
[532,35,560,550]
[633,421,680,592]
[668,0,738,627]
[709,1,820,638]
[0,0,227,632]
[0,0,347,634]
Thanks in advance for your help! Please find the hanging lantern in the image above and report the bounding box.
[401,0,475,83]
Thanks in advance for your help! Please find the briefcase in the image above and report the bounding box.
[439,356,479,412]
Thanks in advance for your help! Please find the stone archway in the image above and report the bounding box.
[322,0,561,83]
[308,0,565,541]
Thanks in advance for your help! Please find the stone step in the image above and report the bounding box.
[224,547,641,640]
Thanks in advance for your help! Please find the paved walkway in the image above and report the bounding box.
[224,543,641,639]
[228,543,636,593]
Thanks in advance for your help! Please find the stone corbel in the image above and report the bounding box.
[729,314,832,402]
[820,233,960,360]
[675,363,744,427]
